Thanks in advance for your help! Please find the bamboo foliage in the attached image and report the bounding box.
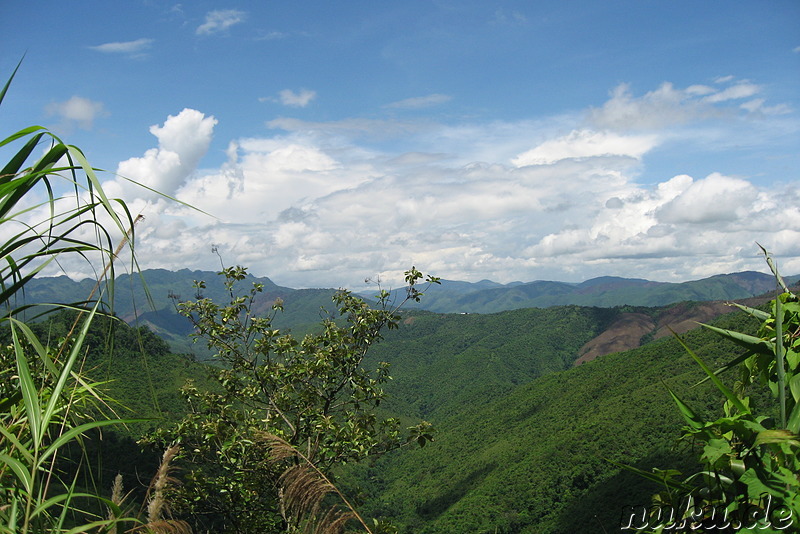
[628,248,800,532]
[0,64,135,321]
[0,64,152,532]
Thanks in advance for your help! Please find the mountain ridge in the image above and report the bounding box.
[20,268,798,355]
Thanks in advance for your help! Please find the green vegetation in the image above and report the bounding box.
[0,65,188,533]
[365,305,619,419]
[144,265,440,532]
[339,307,753,533]
[622,253,800,532]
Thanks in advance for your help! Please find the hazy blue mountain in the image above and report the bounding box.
[377,271,799,313]
[20,268,341,354]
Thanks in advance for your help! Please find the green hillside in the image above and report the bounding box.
[12,310,213,431]
[7,279,778,533]
[23,269,342,355]
[364,306,620,420]
[343,308,758,533]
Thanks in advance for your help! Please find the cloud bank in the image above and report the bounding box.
[99,78,798,289]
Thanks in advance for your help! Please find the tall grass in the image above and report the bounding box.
[0,63,144,532]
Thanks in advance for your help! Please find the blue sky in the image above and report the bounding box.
[2,1,799,288]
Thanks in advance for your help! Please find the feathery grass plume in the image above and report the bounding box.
[107,473,125,533]
[138,445,192,534]
[258,432,371,534]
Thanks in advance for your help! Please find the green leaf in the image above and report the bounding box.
[753,429,800,448]
[672,330,750,415]
[0,452,33,493]
[789,373,800,404]
[787,401,800,434]
[700,323,774,356]
[665,384,703,429]
[728,302,771,322]
[9,322,43,448]
[606,459,693,493]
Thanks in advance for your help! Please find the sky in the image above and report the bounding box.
[1,1,799,289]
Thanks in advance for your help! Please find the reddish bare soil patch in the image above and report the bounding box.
[575,313,654,365]
[574,293,780,365]
[652,301,735,340]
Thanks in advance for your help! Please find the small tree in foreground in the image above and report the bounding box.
[149,265,439,533]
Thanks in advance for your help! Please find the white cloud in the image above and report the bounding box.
[46,96,108,130]
[740,98,792,116]
[590,82,714,130]
[685,85,715,96]
[110,109,217,201]
[89,38,154,56]
[196,9,246,35]
[278,89,317,108]
[512,130,659,166]
[386,94,452,109]
[656,173,757,224]
[703,82,761,103]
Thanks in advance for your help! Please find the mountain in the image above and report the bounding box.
[19,268,341,354]
[20,267,787,532]
[379,271,798,313]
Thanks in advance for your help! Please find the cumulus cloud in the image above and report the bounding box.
[278,89,317,108]
[89,38,154,57]
[46,96,108,131]
[110,109,217,201]
[386,94,452,109]
[656,173,757,224]
[196,9,246,35]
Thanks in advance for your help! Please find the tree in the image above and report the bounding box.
[149,264,439,533]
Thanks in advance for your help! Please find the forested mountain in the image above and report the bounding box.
[346,307,761,533]
[20,269,797,356]
[20,269,340,355]
[382,271,800,313]
[22,291,770,532]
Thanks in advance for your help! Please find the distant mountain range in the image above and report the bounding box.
[17,268,798,354]
[377,271,800,313]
